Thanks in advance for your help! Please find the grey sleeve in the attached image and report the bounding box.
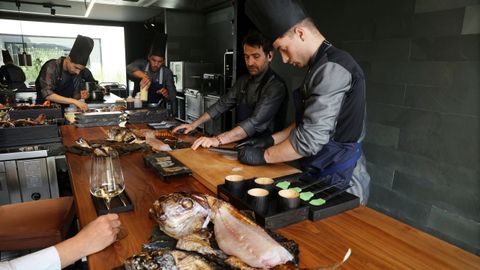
[238,79,287,136]
[205,80,240,119]
[289,62,352,156]
[126,59,146,77]
[163,68,176,100]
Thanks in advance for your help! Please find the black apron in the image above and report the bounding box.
[294,41,362,189]
[35,58,78,109]
[235,68,274,138]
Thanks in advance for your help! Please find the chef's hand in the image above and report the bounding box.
[173,123,195,134]
[157,88,169,98]
[74,99,88,112]
[80,89,90,99]
[140,76,151,89]
[191,136,219,150]
[238,147,266,165]
[234,135,274,150]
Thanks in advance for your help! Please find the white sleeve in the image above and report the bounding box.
[0,246,61,270]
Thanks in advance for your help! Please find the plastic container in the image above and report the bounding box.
[134,94,142,109]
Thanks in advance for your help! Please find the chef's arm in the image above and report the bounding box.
[264,137,303,163]
[46,93,88,111]
[216,126,248,145]
[271,123,296,145]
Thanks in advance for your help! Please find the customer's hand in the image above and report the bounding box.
[191,136,219,150]
[76,214,121,255]
[235,135,274,150]
[238,147,267,165]
[173,123,195,134]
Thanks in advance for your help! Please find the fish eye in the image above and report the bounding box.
[180,198,193,209]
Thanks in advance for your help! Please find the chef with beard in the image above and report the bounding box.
[35,35,94,111]
[126,33,176,108]
[173,30,287,150]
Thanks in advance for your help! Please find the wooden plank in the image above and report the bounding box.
[170,147,300,193]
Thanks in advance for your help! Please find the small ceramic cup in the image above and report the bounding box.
[225,174,245,195]
[247,188,270,214]
[278,189,301,210]
[254,177,275,195]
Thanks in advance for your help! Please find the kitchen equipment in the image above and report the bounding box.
[201,73,223,94]
[224,50,234,91]
[184,88,203,126]
[170,61,214,92]
[175,93,185,122]
[203,94,222,135]
[0,87,15,105]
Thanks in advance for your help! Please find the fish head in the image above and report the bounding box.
[149,192,211,238]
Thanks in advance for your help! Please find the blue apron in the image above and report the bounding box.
[235,68,274,138]
[294,43,362,188]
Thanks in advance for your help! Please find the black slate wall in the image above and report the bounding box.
[267,0,479,254]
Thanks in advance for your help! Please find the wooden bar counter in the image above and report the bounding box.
[60,125,480,270]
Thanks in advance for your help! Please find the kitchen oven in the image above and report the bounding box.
[170,62,214,92]
[184,88,204,127]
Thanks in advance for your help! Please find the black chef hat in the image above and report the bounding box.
[69,35,94,66]
[148,33,167,58]
[2,50,13,63]
[245,0,307,42]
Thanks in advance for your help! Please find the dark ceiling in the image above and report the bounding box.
[0,0,231,22]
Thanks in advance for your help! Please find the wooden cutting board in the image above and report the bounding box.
[170,148,300,193]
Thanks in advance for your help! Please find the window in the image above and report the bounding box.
[0,19,126,86]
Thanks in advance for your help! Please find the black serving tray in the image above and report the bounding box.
[91,191,134,215]
[0,124,61,148]
[144,152,192,180]
[270,173,360,221]
[9,107,63,120]
[217,176,309,230]
[217,173,360,228]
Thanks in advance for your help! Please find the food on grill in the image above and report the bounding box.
[0,113,47,128]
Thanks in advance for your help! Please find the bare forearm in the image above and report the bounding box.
[132,70,148,80]
[191,113,211,129]
[46,93,78,106]
[217,126,248,145]
[272,123,296,144]
[264,138,303,163]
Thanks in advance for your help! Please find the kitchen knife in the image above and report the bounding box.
[208,147,238,155]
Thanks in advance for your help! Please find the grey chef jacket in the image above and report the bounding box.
[126,59,176,101]
[289,46,367,156]
[206,67,287,137]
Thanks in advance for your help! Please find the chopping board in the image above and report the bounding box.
[170,148,300,193]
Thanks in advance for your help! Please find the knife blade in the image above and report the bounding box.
[208,147,238,155]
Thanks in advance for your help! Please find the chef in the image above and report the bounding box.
[0,50,27,90]
[126,33,176,108]
[173,30,288,150]
[35,34,94,111]
[239,0,370,204]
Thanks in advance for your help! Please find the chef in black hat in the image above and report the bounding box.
[239,0,370,204]
[126,33,176,108]
[35,34,95,111]
[0,50,27,90]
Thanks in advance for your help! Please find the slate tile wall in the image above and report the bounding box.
[289,0,480,254]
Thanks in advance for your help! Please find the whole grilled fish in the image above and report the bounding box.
[150,192,293,268]
[124,248,220,270]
